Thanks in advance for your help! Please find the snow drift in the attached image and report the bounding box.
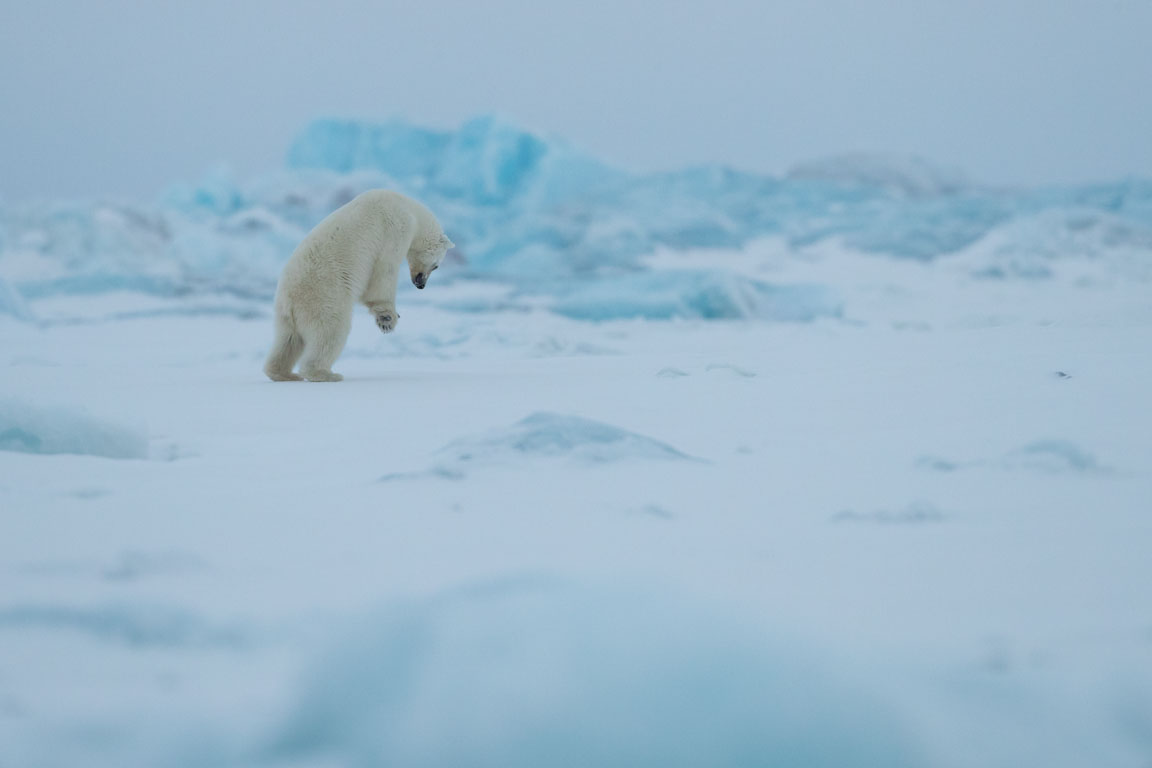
[266,581,922,768]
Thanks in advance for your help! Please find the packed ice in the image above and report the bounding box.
[3,116,1150,322]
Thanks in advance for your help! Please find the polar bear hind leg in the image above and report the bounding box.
[264,314,305,381]
[297,309,352,382]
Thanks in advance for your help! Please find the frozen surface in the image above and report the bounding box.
[0,399,148,459]
[1,120,1151,766]
[266,581,921,768]
[2,236,1150,766]
[428,411,700,472]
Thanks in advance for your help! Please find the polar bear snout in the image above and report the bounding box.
[413,272,427,289]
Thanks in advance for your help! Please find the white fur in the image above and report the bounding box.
[264,190,452,382]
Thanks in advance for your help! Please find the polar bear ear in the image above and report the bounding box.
[439,235,455,250]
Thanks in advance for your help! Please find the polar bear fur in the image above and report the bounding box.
[264,190,452,382]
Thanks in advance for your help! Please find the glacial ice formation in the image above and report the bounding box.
[1,116,1149,321]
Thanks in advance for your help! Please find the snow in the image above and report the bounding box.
[266,581,921,768]
[0,399,148,459]
[1,119,1151,766]
[426,411,701,470]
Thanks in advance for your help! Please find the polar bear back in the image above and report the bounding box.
[275,190,442,312]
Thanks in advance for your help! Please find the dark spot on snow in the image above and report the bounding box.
[982,637,1013,675]
[628,504,675,520]
[69,487,111,500]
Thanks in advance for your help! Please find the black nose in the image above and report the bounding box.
[413,273,426,289]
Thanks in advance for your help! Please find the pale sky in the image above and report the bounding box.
[2,0,1151,201]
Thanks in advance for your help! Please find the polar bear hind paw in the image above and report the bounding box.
[265,368,304,382]
[302,369,344,382]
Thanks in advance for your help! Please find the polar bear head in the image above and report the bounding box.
[408,234,454,290]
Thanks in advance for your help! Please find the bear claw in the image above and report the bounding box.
[376,312,398,333]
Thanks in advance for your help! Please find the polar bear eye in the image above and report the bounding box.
[431,265,439,272]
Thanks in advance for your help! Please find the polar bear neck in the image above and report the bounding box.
[368,190,444,252]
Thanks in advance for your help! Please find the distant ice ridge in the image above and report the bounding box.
[786,152,969,197]
[552,271,840,322]
[2,115,1150,321]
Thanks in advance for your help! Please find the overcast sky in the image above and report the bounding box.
[2,0,1151,201]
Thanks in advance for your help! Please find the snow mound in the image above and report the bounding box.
[432,412,699,471]
[0,400,148,459]
[267,581,921,768]
[787,153,969,197]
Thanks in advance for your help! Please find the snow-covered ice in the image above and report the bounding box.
[1,118,1151,767]
[0,399,148,459]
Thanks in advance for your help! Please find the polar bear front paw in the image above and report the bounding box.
[375,310,399,334]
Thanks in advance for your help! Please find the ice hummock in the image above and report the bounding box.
[786,152,969,197]
[382,412,702,481]
[2,116,1151,322]
[552,271,841,322]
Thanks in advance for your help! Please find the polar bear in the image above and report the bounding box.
[264,190,453,382]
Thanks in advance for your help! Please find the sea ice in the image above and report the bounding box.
[0,399,148,459]
[437,411,699,465]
